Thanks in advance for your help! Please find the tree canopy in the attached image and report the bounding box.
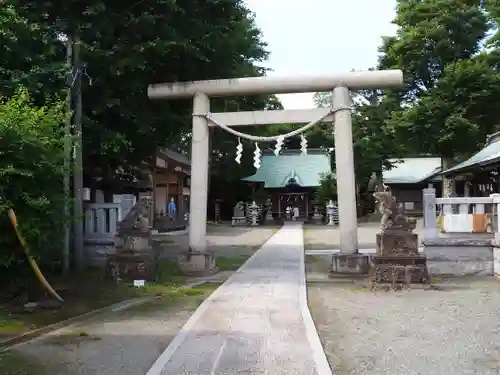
[4,0,500,211]
[310,0,500,206]
[5,0,279,185]
[0,89,68,274]
[383,0,500,159]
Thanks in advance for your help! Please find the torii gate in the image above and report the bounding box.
[148,70,403,255]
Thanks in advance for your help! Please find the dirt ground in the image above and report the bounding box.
[306,257,500,375]
[6,284,218,375]
[303,220,424,250]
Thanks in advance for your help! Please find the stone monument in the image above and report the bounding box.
[265,198,273,223]
[107,196,160,282]
[231,201,246,226]
[368,189,430,290]
[214,199,222,224]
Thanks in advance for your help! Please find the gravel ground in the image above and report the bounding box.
[304,220,424,250]
[156,225,279,258]
[14,286,218,375]
[308,276,500,375]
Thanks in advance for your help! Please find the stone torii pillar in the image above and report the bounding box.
[148,70,403,254]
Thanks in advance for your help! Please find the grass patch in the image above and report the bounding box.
[0,317,26,337]
[0,350,49,375]
[155,259,189,285]
[0,279,137,339]
[125,283,219,314]
[215,254,250,270]
[0,260,193,340]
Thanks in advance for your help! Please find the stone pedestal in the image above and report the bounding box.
[177,251,218,276]
[376,232,418,256]
[370,190,430,290]
[109,230,160,282]
[330,253,370,275]
[232,201,246,226]
[106,196,160,282]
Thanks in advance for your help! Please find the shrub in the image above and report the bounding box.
[0,88,69,275]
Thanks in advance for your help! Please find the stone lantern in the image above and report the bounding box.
[326,200,335,226]
[249,201,259,226]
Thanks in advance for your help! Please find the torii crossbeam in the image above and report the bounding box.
[148,70,403,255]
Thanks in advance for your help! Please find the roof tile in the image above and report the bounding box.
[242,150,331,188]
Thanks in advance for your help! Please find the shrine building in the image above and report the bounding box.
[241,148,332,220]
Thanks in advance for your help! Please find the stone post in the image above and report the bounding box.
[491,194,500,278]
[422,188,438,240]
[332,87,358,254]
[265,207,273,222]
[189,93,210,251]
[490,194,500,246]
[464,182,470,197]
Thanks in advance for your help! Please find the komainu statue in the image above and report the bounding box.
[373,186,416,232]
[369,186,428,290]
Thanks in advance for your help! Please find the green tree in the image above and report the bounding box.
[0,89,69,275]
[383,0,493,158]
[9,0,275,184]
[311,86,401,188]
[313,172,337,207]
[387,55,500,158]
[0,4,66,101]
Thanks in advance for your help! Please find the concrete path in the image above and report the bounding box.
[146,222,331,375]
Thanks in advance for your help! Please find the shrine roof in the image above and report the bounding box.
[157,148,190,166]
[383,157,442,184]
[242,149,332,188]
[442,135,500,176]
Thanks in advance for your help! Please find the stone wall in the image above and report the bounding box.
[423,237,493,276]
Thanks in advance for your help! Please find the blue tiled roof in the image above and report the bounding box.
[242,149,332,188]
[383,157,442,184]
[442,139,500,175]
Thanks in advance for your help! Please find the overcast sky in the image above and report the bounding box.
[244,0,398,108]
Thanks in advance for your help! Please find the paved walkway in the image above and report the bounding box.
[146,222,330,375]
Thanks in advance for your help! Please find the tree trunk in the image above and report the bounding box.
[442,157,456,198]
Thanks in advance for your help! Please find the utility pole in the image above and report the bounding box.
[73,35,84,271]
[63,36,73,274]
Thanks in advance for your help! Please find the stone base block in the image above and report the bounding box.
[177,251,219,276]
[329,253,370,275]
[424,244,493,276]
